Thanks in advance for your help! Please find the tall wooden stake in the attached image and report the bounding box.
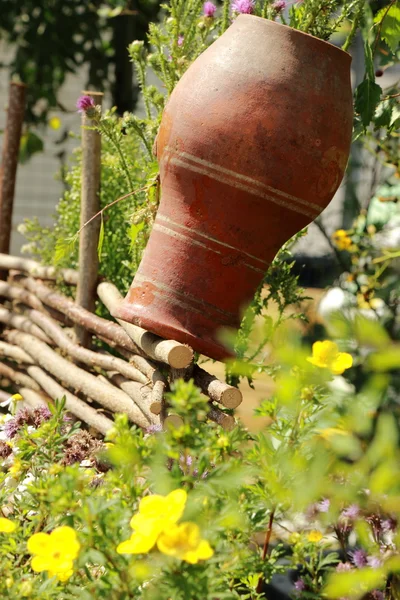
[0,81,26,280]
[75,90,103,346]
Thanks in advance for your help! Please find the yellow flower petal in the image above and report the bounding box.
[157,522,213,564]
[0,517,17,533]
[31,555,53,572]
[50,526,80,559]
[55,568,73,582]
[139,494,167,518]
[27,532,51,555]
[165,489,187,521]
[117,528,158,555]
[331,352,353,375]
[308,530,323,543]
[183,539,214,564]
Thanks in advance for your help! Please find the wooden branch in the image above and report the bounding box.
[0,82,26,279]
[0,340,34,364]
[27,366,114,435]
[0,306,52,343]
[27,309,149,384]
[19,387,52,409]
[0,280,43,310]
[0,361,40,391]
[193,365,242,409]
[208,406,236,431]
[107,372,158,423]
[19,277,142,353]
[75,90,103,346]
[4,330,150,428]
[97,282,193,369]
[150,372,166,415]
[0,254,78,285]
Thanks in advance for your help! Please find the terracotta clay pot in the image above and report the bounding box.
[114,15,353,360]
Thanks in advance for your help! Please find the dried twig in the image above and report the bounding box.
[0,361,40,391]
[193,365,242,409]
[0,340,34,364]
[0,254,78,285]
[0,82,26,279]
[27,309,149,384]
[0,280,43,310]
[4,330,150,429]
[207,406,236,431]
[0,306,52,343]
[75,90,103,346]
[27,366,114,434]
[97,282,193,368]
[19,278,142,353]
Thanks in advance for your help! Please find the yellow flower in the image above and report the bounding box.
[308,530,323,543]
[27,526,80,581]
[332,229,353,251]
[0,517,17,533]
[307,341,353,375]
[117,489,187,555]
[8,459,22,477]
[157,522,214,564]
[49,116,61,130]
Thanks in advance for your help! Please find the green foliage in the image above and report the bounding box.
[374,2,400,53]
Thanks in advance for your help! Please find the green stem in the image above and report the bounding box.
[222,0,231,32]
[342,0,365,52]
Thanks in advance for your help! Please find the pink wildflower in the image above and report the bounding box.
[349,549,368,568]
[177,35,184,46]
[294,579,306,591]
[272,0,286,11]
[76,95,96,116]
[231,0,255,14]
[203,1,217,17]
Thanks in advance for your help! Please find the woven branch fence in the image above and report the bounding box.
[0,254,242,435]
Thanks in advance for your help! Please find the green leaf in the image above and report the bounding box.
[128,221,145,252]
[98,213,105,261]
[363,40,375,81]
[54,235,78,264]
[355,79,382,127]
[374,3,400,53]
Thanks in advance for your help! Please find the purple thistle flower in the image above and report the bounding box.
[336,562,352,572]
[32,406,52,427]
[4,418,20,439]
[341,504,360,519]
[349,549,368,568]
[177,35,184,47]
[231,0,255,14]
[317,498,330,513]
[294,579,306,591]
[203,1,217,17]
[371,591,384,600]
[76,95,96,116]
[272,0,286,11]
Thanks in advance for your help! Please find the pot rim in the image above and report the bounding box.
[236,14,352,63]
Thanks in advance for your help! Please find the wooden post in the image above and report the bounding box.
[0,81,26,280]
[75,90,103,346]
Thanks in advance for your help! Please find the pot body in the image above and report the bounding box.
[115,15,353,360]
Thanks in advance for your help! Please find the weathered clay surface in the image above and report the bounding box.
[116,15,353,360]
